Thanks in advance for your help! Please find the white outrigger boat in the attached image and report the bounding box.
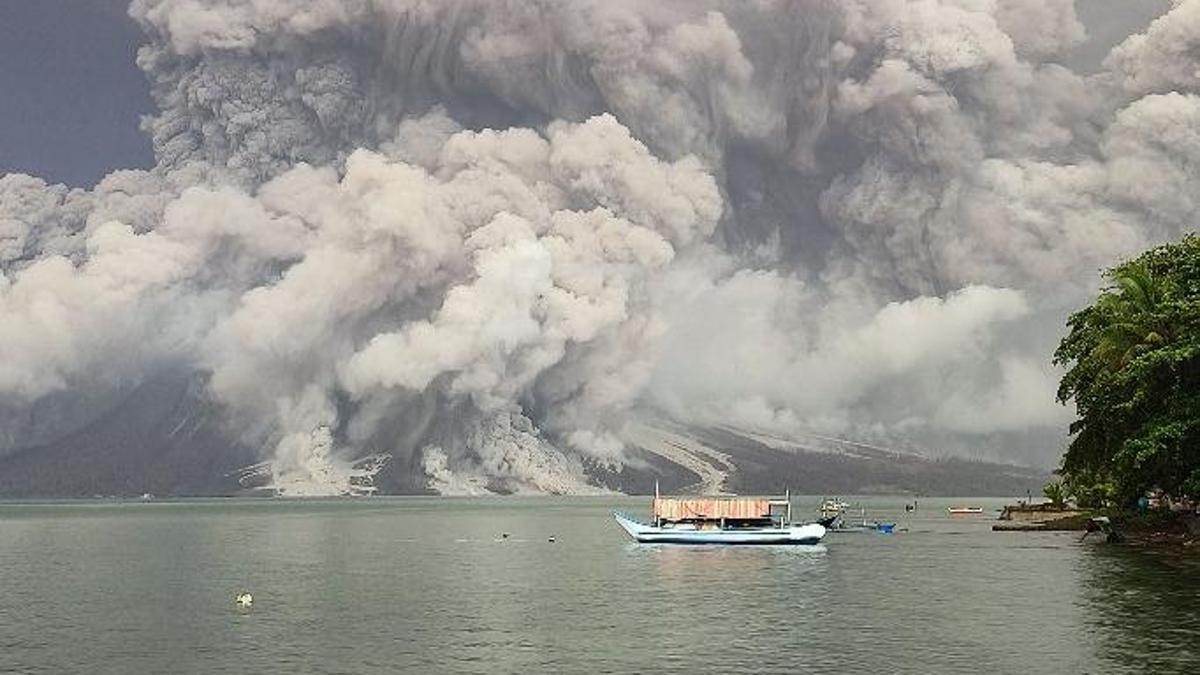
[613,487,826,545]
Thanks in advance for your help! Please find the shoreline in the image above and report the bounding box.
[992,503,1200,549]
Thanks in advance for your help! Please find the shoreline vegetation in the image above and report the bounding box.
[1036,233,1200,551]
[994,502,1200,549]
[993,502,1200,542]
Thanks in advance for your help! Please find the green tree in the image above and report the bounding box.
[1054,234,1200,506]
[1043,480,1067,508]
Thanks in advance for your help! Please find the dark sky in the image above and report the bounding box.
[0,0,153,187]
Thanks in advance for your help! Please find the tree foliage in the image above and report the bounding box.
[1042,480,1067,508]
[1054,234,1200,506]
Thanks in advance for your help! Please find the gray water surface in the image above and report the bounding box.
[1,496,1197,674]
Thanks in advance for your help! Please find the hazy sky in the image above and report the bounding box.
[0,0,153,186]
[1066,0,1171,71]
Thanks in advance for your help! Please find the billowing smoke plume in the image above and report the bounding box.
[2,0,1197,492]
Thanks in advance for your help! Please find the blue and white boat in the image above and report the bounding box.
[824,507,898,534]
[613,488,826,545]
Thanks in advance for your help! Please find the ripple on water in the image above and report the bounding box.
[1,497,1198,674]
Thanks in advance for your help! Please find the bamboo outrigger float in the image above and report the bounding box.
[613,484,826,545]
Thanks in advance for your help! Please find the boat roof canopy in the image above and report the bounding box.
[653,497,775,520]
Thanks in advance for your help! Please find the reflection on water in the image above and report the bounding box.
[1082,546,1200,673]
[0,496,1197,674]
[628,542,827,579]
[628,543,831,636]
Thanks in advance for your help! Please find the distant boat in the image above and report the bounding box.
[613,487,826,545]
[819,498,850,516]
[827,507,896,534]
[947,506,984,515]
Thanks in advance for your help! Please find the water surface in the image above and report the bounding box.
[1,496,1197,674]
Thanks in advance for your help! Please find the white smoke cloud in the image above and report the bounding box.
[1,0,1194,490]
[1106,0,1200,95]
[995,0,1085,59]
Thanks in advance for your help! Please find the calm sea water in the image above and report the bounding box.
[1,496,1197,674]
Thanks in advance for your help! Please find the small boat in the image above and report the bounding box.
[827,507,896,534]
[613,512,826,545]
[613,487,825,545]
[947,506,984,515]
[819,497,850,516]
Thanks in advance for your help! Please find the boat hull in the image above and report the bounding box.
[613,512,826,545]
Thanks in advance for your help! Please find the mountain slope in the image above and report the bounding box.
[0,377,1049,498]
[618,423,1049,497]
[0,371,254,497]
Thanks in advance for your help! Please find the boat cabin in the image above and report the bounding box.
[651,490,793,530]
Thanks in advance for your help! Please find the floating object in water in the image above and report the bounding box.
[827,506,869,533]
[829,510,896,535]
[819,497,850,517]
[501,533,510,540]
[613,511,826,545]
[234,592,253,608]
[547,535,556,543]
[947,506,984,515]
[613,488,825,545]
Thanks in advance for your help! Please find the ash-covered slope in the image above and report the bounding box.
[618,423,1049,497]
[0,371,254,497]
[0,387,1046,497]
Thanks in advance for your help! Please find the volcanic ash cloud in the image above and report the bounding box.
[4,0,1200,491]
